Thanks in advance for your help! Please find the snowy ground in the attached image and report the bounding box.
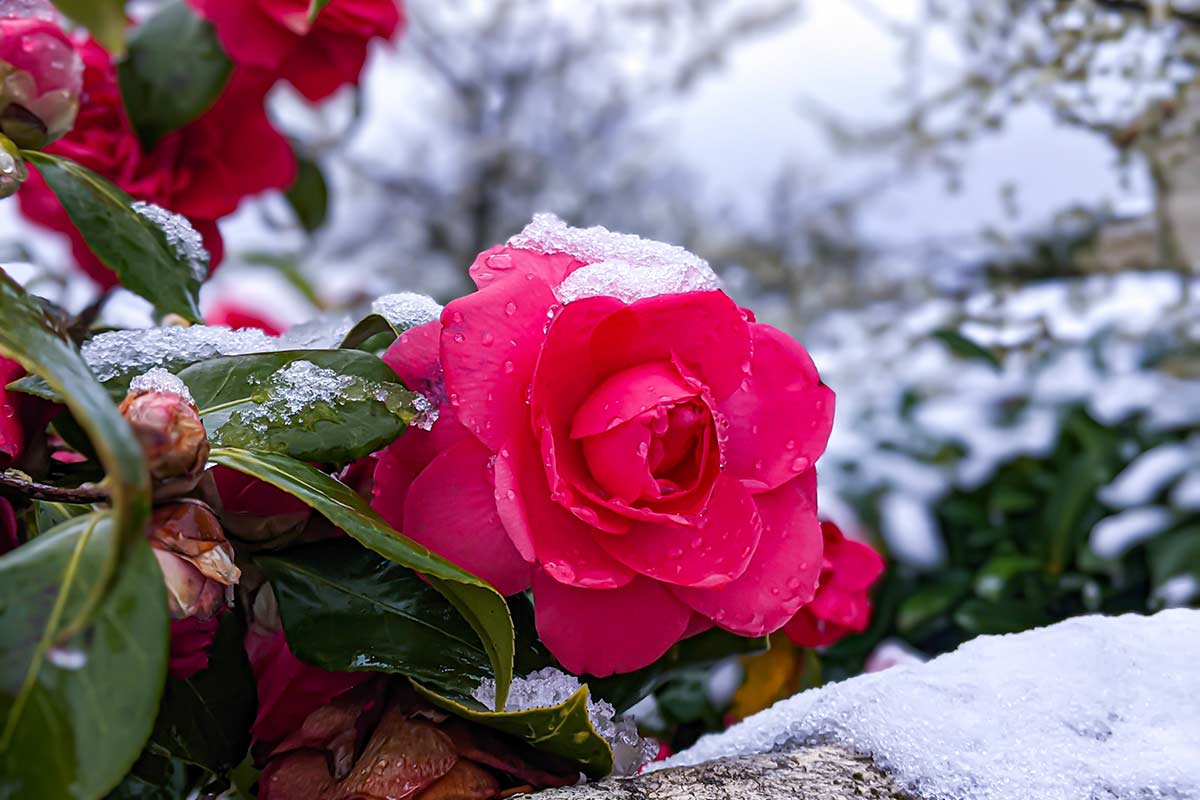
[658,609,1200,800]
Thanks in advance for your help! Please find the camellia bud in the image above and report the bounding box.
[0,133,26,199]
[0,1,83,150]
[149,499,241,620]
[119,369,210,499]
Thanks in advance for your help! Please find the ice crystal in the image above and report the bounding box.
[409,393,439,431]
[83,326,277,382]
[509,213,720,305]
[128,367,192,403]
[659,610,1200,800]
[472,667,657,776]
[371,292,443,330]
[131,201,210,282]
[236,360,355,433]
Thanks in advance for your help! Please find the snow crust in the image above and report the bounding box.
[128,367,192,403]
[473,667,656,776]
[659,610,1200,800]
[131,201,210,282]
[509,213,719,304]
[82,326,277,382]
[370,292,443,330]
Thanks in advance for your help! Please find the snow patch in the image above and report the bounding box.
[509,213,719,304]
[659,610,1200,800]
[128,367,192,404]
[82,326,277,382]
[473,667,656,776]
[131,201,209,282]
[1089,507,1173,559]
[370,292,443,330]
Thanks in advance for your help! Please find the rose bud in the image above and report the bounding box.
[119,369,210,499]
[0,133,26,198]
[0,1,83,149]
[149,500,241,620]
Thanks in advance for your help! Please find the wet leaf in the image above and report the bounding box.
[208,448,514,707]
[21,152,203,321]
[412,681,614,779]
[0,515,168,799]
[51,0,127,55]
[179,350,423,462]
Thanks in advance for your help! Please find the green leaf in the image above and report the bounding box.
[118,0,233,150]
[259,540,494,695]
[0,268,150,643]
[208,448,515,708]
[285,151,329,233]
[588,629,768,713]
[0,515,169,799]
[307,0,333,23]
[931,328,1001,370]
[28,501,93,540]
[973,555,1042,601]
[51,0,127,55]
[107,753,205,800]
[21,152,204,321]
[412,682,614,779]
[953,598,1049,635]
[339,314,401,351]
[179,350,424,462]
[145,613,256,776]
[896,570,972,634]
[1146,525,1200,585]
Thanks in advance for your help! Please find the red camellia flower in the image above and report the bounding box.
[373,214,835,676]
[18,37,295,286]
[0,9,83,149]
[783,521,884,648]
[207,300,287,336]
[188,0,403,102]
[1,356,57,470]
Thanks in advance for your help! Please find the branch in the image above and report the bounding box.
[0,472,108,504]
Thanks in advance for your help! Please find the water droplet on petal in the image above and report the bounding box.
[667,547,683,559]
[453,332,465,343]
[505,301,517,316]
[481,331,495,346]
[504,360,515,374]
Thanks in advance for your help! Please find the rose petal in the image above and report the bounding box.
[719,323,834,493]
[260,750,336,800]
[468,244,583,291]
[578,418,657,504]
[372,414,472,528]
[569,361,696,439]
[440,276,558,451]
[827,536,885,593]
[532,571,693,676]
[594,476,761,588]
[493,440,635,589]
[403,438,532,596]
[673,471,823,636]
[334,705,459,800]
[189,0,298,70]
[383,320,442,398]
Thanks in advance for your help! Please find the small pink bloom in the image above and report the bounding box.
[206,301,287,336]
[373,219,835,676]
[188,0,403,102]
[783,521,884,648]
[0,8,83,148]
[168,616,221,680]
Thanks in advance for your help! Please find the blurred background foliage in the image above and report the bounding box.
[5,0,1200,751]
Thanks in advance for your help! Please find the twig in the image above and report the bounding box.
[0,472,108,504]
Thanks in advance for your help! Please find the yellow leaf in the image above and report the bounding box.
[728,633,806,722]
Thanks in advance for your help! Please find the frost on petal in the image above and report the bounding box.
[128,367,192,403]
[659,609,1200,800]
[471,667,656,776]
[508,213,719,304]
[131,201,210,282]
[370,292,444,331]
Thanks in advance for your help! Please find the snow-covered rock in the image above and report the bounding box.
[658,610,1200,800]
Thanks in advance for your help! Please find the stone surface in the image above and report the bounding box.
[536,746,905,800]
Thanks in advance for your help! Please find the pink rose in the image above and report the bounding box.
[783,521,884,648]
[18,37,294,286]
[168,616,222,680]
[373,216,835,676]
[0,10,83,148]
[188,0,403,102]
